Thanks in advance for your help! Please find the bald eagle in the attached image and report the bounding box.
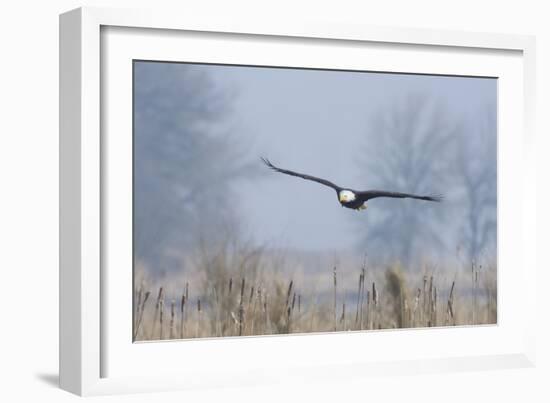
[261,157,442,211]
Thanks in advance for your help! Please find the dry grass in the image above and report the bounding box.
[133,247,497,341]
[134,256,497,341]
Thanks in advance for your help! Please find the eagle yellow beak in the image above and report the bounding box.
[339,195,346,202]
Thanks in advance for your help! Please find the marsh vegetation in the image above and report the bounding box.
[133,243,496,341]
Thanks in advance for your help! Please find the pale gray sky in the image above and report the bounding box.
[208,65,495,251]
[134,61,496,265]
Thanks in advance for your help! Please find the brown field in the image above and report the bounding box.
[133,243,496,341]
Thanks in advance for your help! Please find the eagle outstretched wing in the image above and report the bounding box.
[356,190,443,202]
[261,157,341,192]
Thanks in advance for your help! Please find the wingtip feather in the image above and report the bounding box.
[260,156,276,170]
[429,194,444,202]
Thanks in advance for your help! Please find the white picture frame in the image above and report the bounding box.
[59,6,537,396]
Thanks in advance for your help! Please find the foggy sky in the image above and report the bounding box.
[134,62,496,261]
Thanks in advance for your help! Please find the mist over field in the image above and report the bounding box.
[132,61,497,340]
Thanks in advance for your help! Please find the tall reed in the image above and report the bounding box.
[446,280,456,326]
[133,290,150,340]
[169,300,175,339]
[180,293,186,339]
[196,298,201,338]
[150,287,164,339]
[159,297,164,340]
[333,267,337,331]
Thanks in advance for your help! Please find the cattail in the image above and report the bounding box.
[359,267,366,329]
[365,290,370,330]
[285,292,295,333]
[135,283,143,329]
[226,277,233,336]
[474,266,479,324]
[333,267,337,331]
[285,280,293,309]
[471,260,475,324]
[355,272,363,326]
[372,282,378,329]
[151,287,164,339]
[341,302,346,330]
[428,276,433,324]
[196,298,201,337]
[240,278,246,305]
[238,278,245,336]
[298,294,301,314]
[180,294,186,339]
[447,281,455,325]
[257,287,264,332]
[212,285,221,337]
[422,275,428,322]
[249,286,261,335]
[264,293,271,334]
[426,276,433,327]
[238,303,244,336]
[359,257,367,329]
[287,306,292,333]
[169,300,175,339]
[245,285,254,333]
[159,298,164,340]
[412,288,421,327]
[133,290,150,340]
[433,286,438,326]
[184,282,189,332]
[404,299,409,327]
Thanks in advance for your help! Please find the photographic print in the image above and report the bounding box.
[132,61,497,341]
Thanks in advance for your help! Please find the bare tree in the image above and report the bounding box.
[133,62,256,273]
[455,107,497,261]
[354,94,460,267]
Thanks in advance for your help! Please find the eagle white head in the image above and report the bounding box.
[339,190,356,203]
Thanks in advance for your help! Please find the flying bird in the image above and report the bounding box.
[261,157,442,211]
